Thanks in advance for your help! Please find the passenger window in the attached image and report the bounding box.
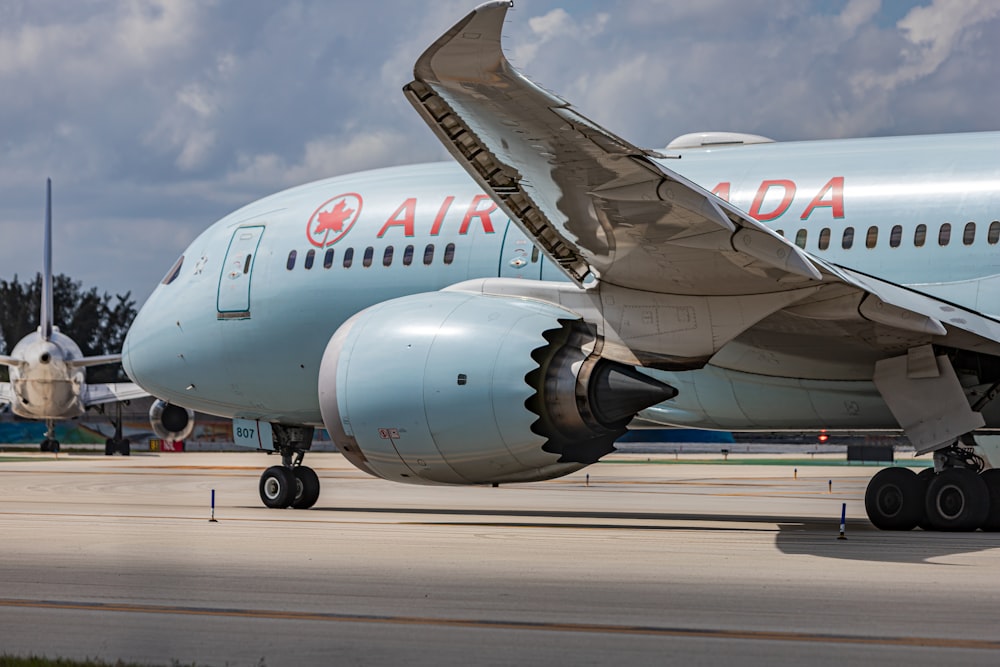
[323,248,334,269]
[964,222,976,245]
[403,245,414,266]
[286,250,297,271]
[363,246,374,268]
[243,254,252,274]
[161,255,184,285]
[444,242,456,264]
[531,247,540,263]
[383,246,394,267]
[914,224,926,247]
[343,247,354,268]
[990,221,1000,245]
[423,244,435,265]
[865,226,878,249]
[842,227,854,250]
[818,228,830,251]
[794,229,807,249]
[304,249,315,270]
[939,223,951,246]
[889,225,902,248]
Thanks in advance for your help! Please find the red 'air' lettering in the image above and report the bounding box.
[377,198,417,237]
[711,182,731,201]
[749,180,796,221]
[429,196,455,236]
[459,194,497,234]
[800,177,845,220]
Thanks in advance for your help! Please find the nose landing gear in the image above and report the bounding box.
[256,424,320,509]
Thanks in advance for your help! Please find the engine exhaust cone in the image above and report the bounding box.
[589,362,678,427]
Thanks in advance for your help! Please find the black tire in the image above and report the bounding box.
[291,466,321,510]
[105,438,114,456]
[925,468,989,531]
[119,438,131,456]
[979,469,1000,531]
[40,439,50,452]
[259,466,296,509]
[50,440,60,453]
[865,467,923,530]
[916,468,936,530]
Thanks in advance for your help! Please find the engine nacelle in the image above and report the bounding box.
[319,291,676,485]
[149,399,195,441]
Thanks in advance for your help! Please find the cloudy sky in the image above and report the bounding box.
[0,0,998,307]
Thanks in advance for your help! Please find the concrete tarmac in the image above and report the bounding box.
[1,451,999,666]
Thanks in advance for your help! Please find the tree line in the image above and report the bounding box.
[0,273,136,382]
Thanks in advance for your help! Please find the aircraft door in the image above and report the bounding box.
[498,220,542,279]
[217,225,265,318]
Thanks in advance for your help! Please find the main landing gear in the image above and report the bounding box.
[865,441,1000,531]
[39,419,59,453]
[103,402,131,456]
[257,425,320,510]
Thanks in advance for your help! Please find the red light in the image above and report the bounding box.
[818,432,829,443]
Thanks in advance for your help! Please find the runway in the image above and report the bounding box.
[1,451,999,666]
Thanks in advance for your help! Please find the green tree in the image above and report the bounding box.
[0,273,136,382]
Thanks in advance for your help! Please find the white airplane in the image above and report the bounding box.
[0,180,194,453]
[122,2,1000,531]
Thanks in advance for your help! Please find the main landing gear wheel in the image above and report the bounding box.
[980,469,1000,531]
[104,438,131,456]
[40,439,60,453]
[291,466,320,509]
[864,467,924,530]
[259,466,297,508]
[925,467,989,531]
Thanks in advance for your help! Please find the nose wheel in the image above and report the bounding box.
[258,441,321,509]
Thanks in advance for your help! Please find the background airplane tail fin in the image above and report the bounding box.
[40,178,54,341]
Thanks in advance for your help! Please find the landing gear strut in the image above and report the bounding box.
[39,419,59,453]
[257,425,320,509]
[865,440,993,531]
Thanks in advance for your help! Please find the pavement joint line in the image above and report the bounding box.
[0,597,996,650]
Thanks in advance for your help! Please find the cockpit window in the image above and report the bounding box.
[161,255,184,285]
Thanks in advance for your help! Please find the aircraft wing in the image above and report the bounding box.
[404,2,1000,362]
[83,382,148,407]
[0,356,18,368]
[69,354,122,369]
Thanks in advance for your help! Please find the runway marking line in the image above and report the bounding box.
[0,598,996,650]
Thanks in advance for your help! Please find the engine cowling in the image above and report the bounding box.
[318,291,676,485]
[149,399,195,441]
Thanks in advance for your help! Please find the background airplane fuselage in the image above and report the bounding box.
[6,330,86,419]
[123,131,1000,432]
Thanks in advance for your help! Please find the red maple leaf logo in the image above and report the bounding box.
[314,199,354,235]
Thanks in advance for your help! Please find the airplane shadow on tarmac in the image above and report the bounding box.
[774,522,1000,564]
[311,506,1000,564]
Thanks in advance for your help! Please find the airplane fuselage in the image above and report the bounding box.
[123,131,1000,432]
[5,329,86,420]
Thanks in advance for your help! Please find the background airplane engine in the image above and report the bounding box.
[318,291,676,485]
[149,399,195,441]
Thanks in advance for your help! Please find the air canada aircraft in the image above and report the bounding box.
[123,2,1000,531]
[0,180,195,453]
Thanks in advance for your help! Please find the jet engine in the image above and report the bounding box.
[149,399,195,441]
[318,291,676,485]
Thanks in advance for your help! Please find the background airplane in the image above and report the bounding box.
[0,180,194,453]
[122,2,1000,531]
